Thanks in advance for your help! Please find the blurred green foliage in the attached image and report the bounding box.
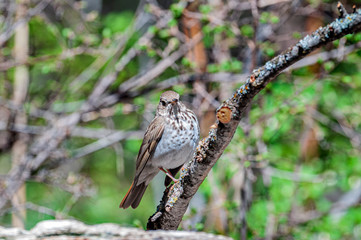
[1,1,361,240]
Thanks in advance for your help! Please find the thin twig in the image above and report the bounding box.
[0,0,50,46]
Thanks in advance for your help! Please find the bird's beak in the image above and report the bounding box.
[171,99,179,122]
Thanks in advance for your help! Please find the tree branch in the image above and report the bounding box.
[147,4,361,230]
[0,219,232,240]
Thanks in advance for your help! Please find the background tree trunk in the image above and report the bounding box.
[11,0,30,228]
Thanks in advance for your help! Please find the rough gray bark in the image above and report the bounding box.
[147,5,361,230]
[0,220,231,240]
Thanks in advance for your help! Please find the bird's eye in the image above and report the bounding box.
[160,100,166,106]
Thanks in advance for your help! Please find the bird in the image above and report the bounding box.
[119,90,200,209]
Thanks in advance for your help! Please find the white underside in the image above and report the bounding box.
[137,115,199,185]
[152,117,199,169]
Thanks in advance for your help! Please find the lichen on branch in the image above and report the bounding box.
[147,4,361,230]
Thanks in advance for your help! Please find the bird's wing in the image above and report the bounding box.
[134,116,165,182]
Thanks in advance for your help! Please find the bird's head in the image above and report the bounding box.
[157,91,182,120]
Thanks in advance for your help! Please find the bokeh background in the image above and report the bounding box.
[1,0,361,239]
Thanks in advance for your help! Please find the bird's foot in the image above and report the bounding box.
[159,167,179,183]
[168,183,177,194]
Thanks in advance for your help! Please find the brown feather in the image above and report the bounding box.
[131,183,147,209]
[119,182,134,209]
[119,182,148,209]
[135,116,165,172]
[120,116,165,209]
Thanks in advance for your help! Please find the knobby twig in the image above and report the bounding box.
[147,4,361,230]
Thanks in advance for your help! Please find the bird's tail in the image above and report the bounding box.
[119,182,147,209]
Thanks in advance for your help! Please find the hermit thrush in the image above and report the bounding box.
[119,91,200,209]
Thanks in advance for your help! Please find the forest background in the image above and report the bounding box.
[1,0,361,239]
